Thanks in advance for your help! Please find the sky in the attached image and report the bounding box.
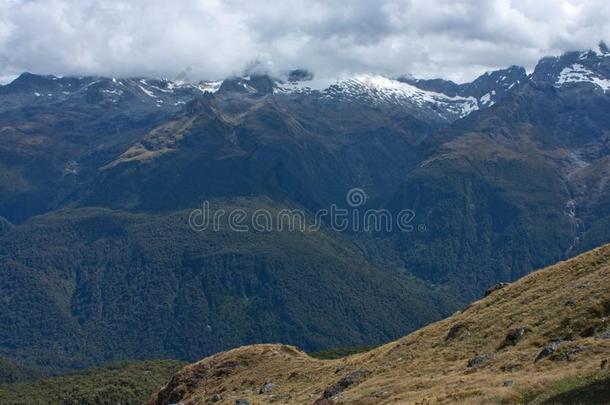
[1,0,609,84]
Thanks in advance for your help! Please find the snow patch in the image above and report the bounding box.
[196,80,222,93]
[138,84,157,98]
[556,64,610,91]
[480,93,491,105]
[0,75,18,85]
[102,89,123,96]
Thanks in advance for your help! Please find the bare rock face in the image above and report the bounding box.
[258,382,277,394]
[535,341,562,362]
[446,323,465,342]
[498,325,531,349]
[467,354,494,368]
[322,369,371,399]
[484,282,510,297]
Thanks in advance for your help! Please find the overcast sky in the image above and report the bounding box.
[1,0,609,84]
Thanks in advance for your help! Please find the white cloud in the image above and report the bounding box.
[0,0,609,83]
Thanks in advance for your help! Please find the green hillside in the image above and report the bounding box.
[0,360,185,405]
[0,204,457,373]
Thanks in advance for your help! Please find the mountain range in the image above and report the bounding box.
[1,46,610,374]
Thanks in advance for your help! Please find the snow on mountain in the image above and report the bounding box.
[322,74,479,120]
[195,80,223,93]
[479,91,494,106]
[6,45,610,121]
[0,70,518,122]
[274,80,316,94]
[0,73,226,112]
[398,65,527,114]
[555,63,610,92]
[532,48,610,92]
[0,71,509,123]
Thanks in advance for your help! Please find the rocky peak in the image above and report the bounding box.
[0,72,59,93]
[400,65,527,109]
[531,49,610,92]
[218,75,276,95]
[462,65,527,104]
[287,69,314,83]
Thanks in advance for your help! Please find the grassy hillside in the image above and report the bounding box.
[0,360,185,405]
[148,244,610,404]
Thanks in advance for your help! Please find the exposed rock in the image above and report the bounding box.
[503,380,515,387]
[372,390,387,398]
[287,69,314,83]
[551,344,586,361]
[500,363,523,372]
[322,369,370,399]
[601,359,609,370]
[235,400,251,405]
[564,298,577,307]
[267,393,291,401]
[259,382,277,394]
[211,394,222,402]
[213,360,238,377]
[151,365,207,405]
[595,330,610,340]
[446,323,464,341]
[467,354,494,368]
[499,325,531,349]
[484,282,510,297]
[535,341,561,362]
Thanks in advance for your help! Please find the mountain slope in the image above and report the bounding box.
[401,65,528,108]
[0,358,42,385]
[382,50,610,299]
[0,360,185,405]
[0,205,456,373]
[148,244,610,405]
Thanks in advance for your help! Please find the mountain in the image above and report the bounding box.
[530,49,610,90]
[385,48,610,295]
[1,47,610,374]
[0,67,512,224]
[400,65,528,107]
[148,243,610,405]
[0,206,455,373]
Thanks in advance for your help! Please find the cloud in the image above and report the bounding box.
[0,0,609,83]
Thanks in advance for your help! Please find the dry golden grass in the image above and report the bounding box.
[148,245,610,404]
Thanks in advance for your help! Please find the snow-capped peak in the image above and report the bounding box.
[532,48,610,91]
[324,74,479,120]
